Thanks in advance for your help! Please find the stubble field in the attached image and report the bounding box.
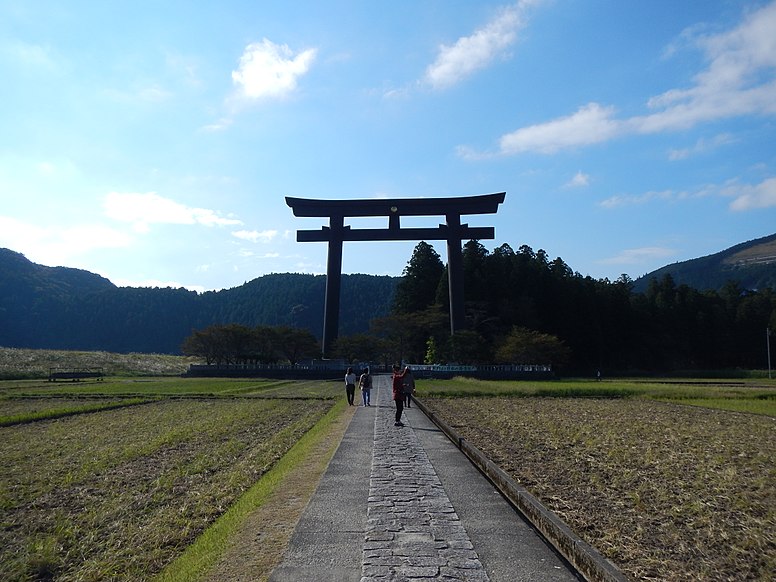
[0,377,338,581]
[423,383,775,581]
[1,353,774,581]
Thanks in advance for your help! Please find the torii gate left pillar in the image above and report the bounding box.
[286,192,505,357]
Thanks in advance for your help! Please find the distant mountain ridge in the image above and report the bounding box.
[2,234,775,356]
[633,233,776,293]
[0,248,398,354]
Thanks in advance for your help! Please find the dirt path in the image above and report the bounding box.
[201,404,357,581]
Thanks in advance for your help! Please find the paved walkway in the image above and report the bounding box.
[270,375,581,581]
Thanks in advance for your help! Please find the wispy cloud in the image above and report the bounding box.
[467,1,776,156]
[725,176,776,211]
[599,189,675,209]
[563,171,591,189]
[2,40,59,71]
[599,176,776,211]
[232,38,317,100]
[638,1,776,132]
[0,215,133,266]
[499,103,623,154]
[599,246,677,266]
[667,133,736,160]
[423,1,539,90]
[232,229,278,243]
[103,192,242,233]
[103,84,173,104]
[200,117,233,132]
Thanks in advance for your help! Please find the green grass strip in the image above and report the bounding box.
[657,398,776,416]
[0,397,151,426]
[154,396,349,582]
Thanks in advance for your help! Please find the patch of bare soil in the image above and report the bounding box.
[201,404,357,581]
[424,397,775,582]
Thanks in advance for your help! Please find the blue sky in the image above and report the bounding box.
[1,1,775,292]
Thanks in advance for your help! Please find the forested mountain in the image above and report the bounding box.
[633,233,776,292]
[2,240,775,373]
[383,241,776,373]
[0,248,397,354]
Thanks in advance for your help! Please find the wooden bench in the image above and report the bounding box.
[48,367,104,382]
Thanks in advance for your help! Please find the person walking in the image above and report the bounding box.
[359,367,372,406]
[345,367,357,406]
[402,366,415,408]
[391,364,407,426]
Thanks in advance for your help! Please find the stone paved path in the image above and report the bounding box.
[269,374,580,581]
[362,380,489,581]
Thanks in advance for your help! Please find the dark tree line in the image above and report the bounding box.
[181,324,319,366]
[332,241,776,374]
[3,244,775,372]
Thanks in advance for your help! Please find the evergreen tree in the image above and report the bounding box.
[393,242,444,313]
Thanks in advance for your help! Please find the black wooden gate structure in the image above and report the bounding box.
[286,192,506,356]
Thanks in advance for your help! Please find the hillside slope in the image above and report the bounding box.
[0,249,398,353]
[633,233,776,292]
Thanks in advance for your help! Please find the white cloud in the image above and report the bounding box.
[599,246,676,266]
[3,41,58,71]
[232,38,317,99]
[0,215,133,266]
[477,1,776,156]
[424,1,538,90]
[668,133,735,160]
[455,145,494,161]
[564,171,590,188]
[499,103,622,154]
[640,1,776,132]
[599,190,675,209]
[102,84,173,104]
[598,176,776,211]
[726,176,776,210]
[232,229,278,243]
[200,117,233,132]
[103,192,242,232]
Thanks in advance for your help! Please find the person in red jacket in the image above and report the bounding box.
[391,364,408,426]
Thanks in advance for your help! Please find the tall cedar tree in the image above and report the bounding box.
[393,241,445,313]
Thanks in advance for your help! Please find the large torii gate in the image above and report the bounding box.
[286,192,506,356]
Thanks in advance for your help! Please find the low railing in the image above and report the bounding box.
[183,362,552,380]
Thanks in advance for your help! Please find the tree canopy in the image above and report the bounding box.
[380,241,776,373]
[392,242,445,314]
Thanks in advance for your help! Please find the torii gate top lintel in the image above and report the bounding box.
[285,192,505,218]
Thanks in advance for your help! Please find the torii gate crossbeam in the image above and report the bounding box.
[286,192,505,357]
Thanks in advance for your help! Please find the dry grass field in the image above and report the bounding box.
[0,384,336,581]
[424,396,775,581]
[2,348,774,581]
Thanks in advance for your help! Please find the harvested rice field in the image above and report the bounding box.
[424,397,775,581]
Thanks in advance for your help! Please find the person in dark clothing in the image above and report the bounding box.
[402,366,415,408]
[391,364,407,426]
[345,367,357,405]
[359,367,372,406]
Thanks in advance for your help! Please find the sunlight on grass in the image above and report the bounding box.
[0,378,338,581]
[416,377,776,415]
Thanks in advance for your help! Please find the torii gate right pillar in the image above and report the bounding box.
[446,213,466,335]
